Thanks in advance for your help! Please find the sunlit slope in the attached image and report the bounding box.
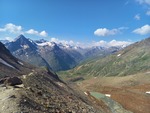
[63,37,150,77]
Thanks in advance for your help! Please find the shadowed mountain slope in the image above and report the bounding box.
[5,35,51,70]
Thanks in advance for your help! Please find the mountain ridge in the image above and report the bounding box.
[3,34,122,72]
[59,36,150,78]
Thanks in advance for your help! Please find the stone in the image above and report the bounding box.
[5,77,23,86]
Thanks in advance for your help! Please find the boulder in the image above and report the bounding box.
[5,77,23,86]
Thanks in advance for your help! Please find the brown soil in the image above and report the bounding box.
[77,73,150,113]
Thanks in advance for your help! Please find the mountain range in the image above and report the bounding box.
[1,36,150,113]
[0,41,104,112]
[61,36,150,78]
[3,34,121,71]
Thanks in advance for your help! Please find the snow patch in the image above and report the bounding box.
[84,92,88,95]
[0,58,16,69]
[146,91,150,94]
[22,75,27,79]
[23,45,29,49]
[117,54,121,57]
[58,83,63,87]
[105,94,111,97]
[18,61,24,65]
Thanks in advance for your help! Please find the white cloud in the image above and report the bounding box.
[92,40,107,47]
[50,38,132,48]
[109,40,132,47]
[94,27,128,37]
[26,29,38,35]
[134,14,141,20]
[5,37,13,41]
[92,40,132,47]
[136,0,150,5]
[0,28,5,32]
[50,37,76,46]
[50,37,132,48]
[146,10,150,15]
[26,29,48,37]
[0,23,49,38]
[94,28,119,36]
[50,37,59,43]
[0,23,22,34]
[39,31,48,37]
[133,24,150,35]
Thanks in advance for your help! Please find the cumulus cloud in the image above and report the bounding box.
[50,37,76,46]
[134,14,141,20]
[133,24,150,35]
[50,37,132,48]
[26,29,38,35]
[92,40,132,47]
[5,37,13,41]
[0,23,48,38]
[39,31,48,37]
[94,28,120,36]
[94,27,128,37]
[0,23,22,34]
[50,37,59,43]
[109,40,132,47]
[26,29,48,37]
[92,40,107,47]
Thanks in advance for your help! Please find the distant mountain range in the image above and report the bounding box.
[62,37,150,77]
[3,34,121,71]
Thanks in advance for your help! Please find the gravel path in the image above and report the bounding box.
[0,85,21,113]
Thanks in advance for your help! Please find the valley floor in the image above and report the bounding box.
[76,73,150,113]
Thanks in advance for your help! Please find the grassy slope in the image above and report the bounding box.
[58,37,150,79]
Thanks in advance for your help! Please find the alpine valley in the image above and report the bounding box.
[0,38,133,113]
[59,37,150,113]
[1,0,150,113]
[3,34,121,71]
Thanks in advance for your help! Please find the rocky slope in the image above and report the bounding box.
[0,41,103,113]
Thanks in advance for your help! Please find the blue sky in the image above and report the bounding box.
[0,0,150,47]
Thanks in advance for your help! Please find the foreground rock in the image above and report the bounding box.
[4,77,22,86]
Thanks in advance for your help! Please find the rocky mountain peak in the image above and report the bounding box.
[6,35,37,52]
